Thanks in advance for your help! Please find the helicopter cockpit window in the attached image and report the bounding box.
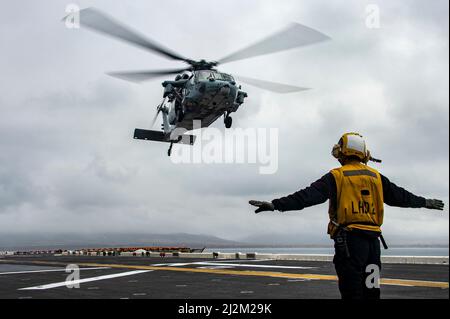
[196,70,214,81]
[217,73,234,82]
[196,71,234,82]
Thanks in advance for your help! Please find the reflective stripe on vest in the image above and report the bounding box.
[328,162,384,236]
[343,170,377,178]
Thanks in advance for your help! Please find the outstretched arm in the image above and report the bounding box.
[249,173,335,213]
[381,175,444,210]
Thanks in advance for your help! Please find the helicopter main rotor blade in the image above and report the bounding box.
[218,23,330,65]
[236,75,310,94]
[76,8,189,62]
[107,68,191,83]
[150,108,161,127]
[151,101,166,127]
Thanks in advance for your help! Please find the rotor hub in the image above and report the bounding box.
[186,59,218,71]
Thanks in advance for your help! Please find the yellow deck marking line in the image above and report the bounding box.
[1,259,448,289]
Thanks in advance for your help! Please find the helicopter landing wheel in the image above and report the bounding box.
[224,116,232,129]
[168,142,173,156]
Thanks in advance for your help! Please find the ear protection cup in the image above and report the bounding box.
[331,144,341,159]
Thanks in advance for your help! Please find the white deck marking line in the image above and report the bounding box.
[207,259,271,263]
[198,266,235,269]
[150,260,272,267]
[151,263,191,267]
[381,283,414,287]
[0,267,109,276]
[151,261,315,269]
[19,270,152,290]
[192,262,316,269]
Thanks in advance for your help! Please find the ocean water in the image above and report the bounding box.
[205,247,449,257]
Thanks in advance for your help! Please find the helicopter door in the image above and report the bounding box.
[168,100,177,125]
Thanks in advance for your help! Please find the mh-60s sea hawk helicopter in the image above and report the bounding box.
[74,8,330,156]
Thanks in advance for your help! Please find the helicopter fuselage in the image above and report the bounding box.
[162,70,247,131]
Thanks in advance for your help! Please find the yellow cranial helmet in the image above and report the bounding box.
[332,132,369,162]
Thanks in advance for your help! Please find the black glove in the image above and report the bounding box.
[425,199,445,211]
[249,200,275,214]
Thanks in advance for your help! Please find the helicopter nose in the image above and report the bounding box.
[219,84,231,96]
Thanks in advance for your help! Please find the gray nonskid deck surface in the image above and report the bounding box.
[0,256,448,299]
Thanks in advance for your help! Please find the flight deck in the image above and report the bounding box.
[0,255,448,299]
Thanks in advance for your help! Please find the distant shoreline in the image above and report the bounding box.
[1,232,447,251]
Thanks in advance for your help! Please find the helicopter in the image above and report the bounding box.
[74,8,330,156]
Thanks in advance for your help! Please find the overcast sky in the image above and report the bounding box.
[0,0,448,245]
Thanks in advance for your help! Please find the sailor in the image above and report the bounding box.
[249,132,445,299]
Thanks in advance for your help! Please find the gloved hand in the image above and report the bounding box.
[249,200,275,214]
[425,199,445,211]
